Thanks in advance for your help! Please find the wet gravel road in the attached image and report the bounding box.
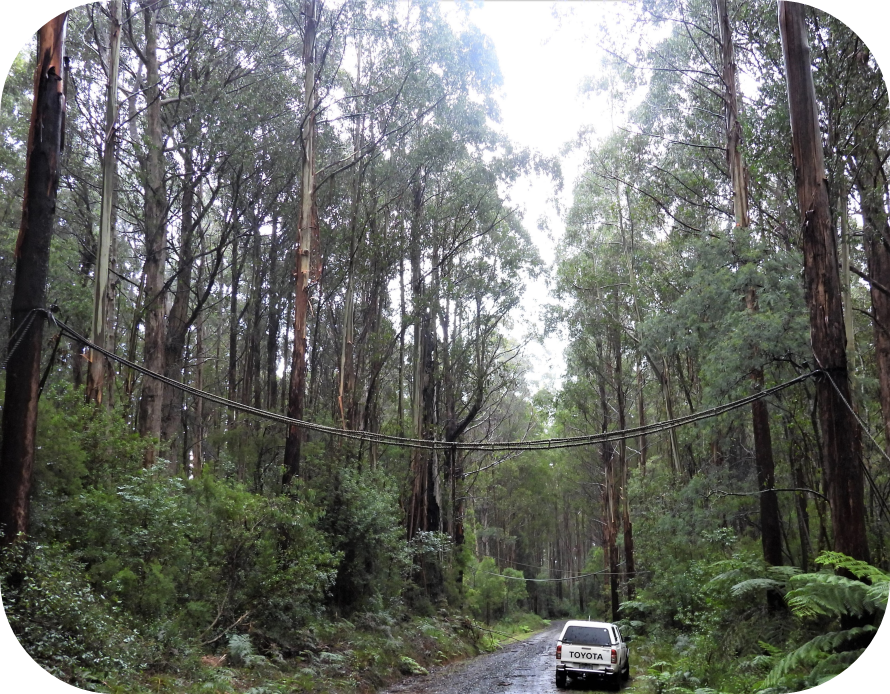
[382,621,631,694]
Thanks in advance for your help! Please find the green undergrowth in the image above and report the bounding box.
[4,607,487,693]
[474,612,551,651]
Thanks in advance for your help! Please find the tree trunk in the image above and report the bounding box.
[0,13,67,546]
[661,356,681,475]
[136,1,168,467]
[716,0,749,227]
[637,359,646,475]
[191,236,206,478]
[228,231,242,417]
[266,214,280,410]
[854,155,890,449]
[597,337,620,620]
[779,1,868,562]
[747,288,784,575]
[161,149,196,456]
[86,0,121,405]
[283,0,319,487]
[718,0,784,577]
[613,321,635,602]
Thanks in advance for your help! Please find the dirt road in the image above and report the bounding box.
[381,621,635,694]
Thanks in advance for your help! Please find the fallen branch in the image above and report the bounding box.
[470,622,531,646]
[201,610,252,645]
[708,487,828,502]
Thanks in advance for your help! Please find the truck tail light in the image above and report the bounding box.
[556,644,562,659]
[611,648,617,664]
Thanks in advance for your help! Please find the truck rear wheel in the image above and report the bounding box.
[622,657,630,681]
[555,670,567,689]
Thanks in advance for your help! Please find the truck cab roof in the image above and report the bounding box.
[558,620,622,645]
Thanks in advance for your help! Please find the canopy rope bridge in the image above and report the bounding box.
[2,308,821,457]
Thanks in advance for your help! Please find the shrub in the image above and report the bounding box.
[0,541,142,684]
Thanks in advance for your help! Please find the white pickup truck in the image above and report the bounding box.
[554,620,630,690]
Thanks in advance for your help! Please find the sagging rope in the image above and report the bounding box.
[4,308,816,454]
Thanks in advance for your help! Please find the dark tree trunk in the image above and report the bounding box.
[0,14,67,546]
[779,1,868,562]
[596,337,620,620]
[266,214,280,410]
[161,149,196,456]
[751,390,783,565]
[228,232,242,414]
[613,321,635,602]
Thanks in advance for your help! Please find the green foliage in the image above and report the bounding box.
[317,465,412,612]
[0,541,142,684]
[502,568,528,611]
[761,627,874,689]
[31,384,148,501]
[465,557,507,623]
[397,655,429,676]
[226,634,268,668]
[22,389,339,662]
[783,552,890,619]
[757,552,887,691]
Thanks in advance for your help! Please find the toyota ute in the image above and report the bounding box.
[555,620,630,690]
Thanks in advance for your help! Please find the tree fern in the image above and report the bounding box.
[761,626,876,687]
[784,554,888,620]
[755,552,887,692]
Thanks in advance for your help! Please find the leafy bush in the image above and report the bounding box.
[0,541,142,684]
[465,557,507,623]
[317,467,411,613]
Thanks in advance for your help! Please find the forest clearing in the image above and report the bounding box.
[1,1,888,693]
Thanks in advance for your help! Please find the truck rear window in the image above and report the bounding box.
[561,626,612,646]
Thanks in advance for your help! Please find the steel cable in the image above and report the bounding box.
[32,309,816,454]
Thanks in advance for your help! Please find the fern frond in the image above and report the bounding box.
[807,648,864,684]
[708,568,746,585]
[815,552,890,584]
[866,581,889,612]
[762,626,876,688]
[757,640,783,657]
[766,565,801,581]
[785,574,876,619]
[731,578,784,597]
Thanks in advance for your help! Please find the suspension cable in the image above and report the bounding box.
[15,308,817,454]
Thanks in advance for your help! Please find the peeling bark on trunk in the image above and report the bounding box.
[283,0,319,487]
[779,1,868,563]
[716,0,749,227]
[136,1,168,467]
[1,13,67,546]
[87,0,121,405]
[719,0,784,582]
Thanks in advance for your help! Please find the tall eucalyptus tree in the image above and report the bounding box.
[0,12,67,545]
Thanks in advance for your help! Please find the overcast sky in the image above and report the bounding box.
[446,2,631,391]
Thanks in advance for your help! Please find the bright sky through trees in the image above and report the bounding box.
[446,2,641,389]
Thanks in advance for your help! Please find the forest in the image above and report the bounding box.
[0,1,887,693]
